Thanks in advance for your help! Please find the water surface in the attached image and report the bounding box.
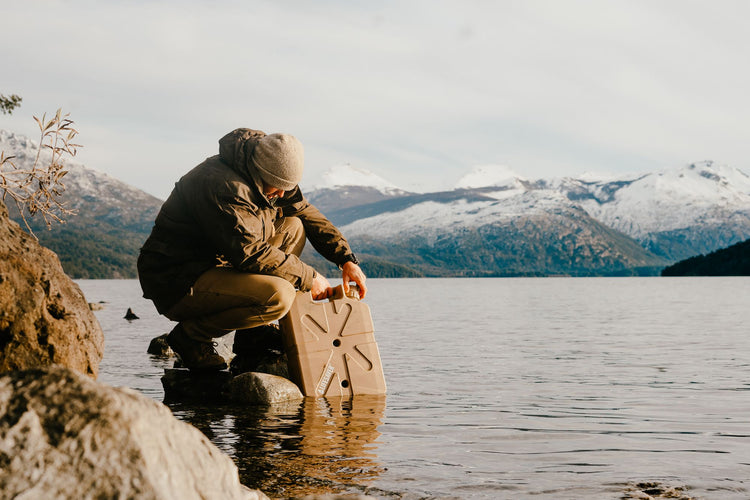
[79,277,750,499]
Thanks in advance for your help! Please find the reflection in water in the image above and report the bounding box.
[170,395,386,497]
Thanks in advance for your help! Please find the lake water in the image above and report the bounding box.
[77,277,750,499]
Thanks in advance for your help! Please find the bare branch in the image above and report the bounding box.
[0,109,81,236]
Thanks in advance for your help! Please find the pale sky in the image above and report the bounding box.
[2,0,749,200]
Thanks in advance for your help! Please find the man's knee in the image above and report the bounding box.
[265,279,297,322]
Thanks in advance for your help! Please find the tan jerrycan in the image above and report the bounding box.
[279,284,386,397]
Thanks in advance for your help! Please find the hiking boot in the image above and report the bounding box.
[166,324,227,371]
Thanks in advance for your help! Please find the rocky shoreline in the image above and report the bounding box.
[0,200,373,499]
[0,365,267,499]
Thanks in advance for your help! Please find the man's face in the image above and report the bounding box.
[262,183,285,201]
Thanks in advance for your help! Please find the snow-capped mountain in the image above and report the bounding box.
[332,184,664,277]
[312,160,750,274]
[340,189,568,241]
[560,161,750,236]
[304,164,413,214]
[555,161,750,259]
[308,164,404,194]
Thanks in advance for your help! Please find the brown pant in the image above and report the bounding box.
[165,217,305,342]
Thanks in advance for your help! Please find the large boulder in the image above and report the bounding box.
[0,365,267,499]
[0,200,104,377]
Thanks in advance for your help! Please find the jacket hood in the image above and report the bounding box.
[218,128,269,202]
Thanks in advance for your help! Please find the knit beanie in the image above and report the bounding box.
[251,133,304,191]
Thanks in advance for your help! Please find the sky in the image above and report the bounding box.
[2,0,750,200]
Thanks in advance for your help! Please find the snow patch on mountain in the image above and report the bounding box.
[309,164,404,195]
[0,129,39,163]
[341,190,573,244]
[575,170,640,183]
[576,161,750,238]
[337,159,750,262]
[0,130,160,210]
[455,164,526,189]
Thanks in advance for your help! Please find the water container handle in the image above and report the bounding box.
[329,283,360,301]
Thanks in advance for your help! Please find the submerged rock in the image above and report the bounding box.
[124,307,139,320]
[147,333,175,357]
[622,482,695,499]
[0,365,267,499]
[0,200,104,377]
[295,495,378,500]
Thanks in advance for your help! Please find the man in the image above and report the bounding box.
[137,128,366,370]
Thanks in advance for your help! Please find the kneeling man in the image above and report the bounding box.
[138,128,366,370]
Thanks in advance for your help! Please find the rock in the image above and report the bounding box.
[147,333,174,357]
[124,307,139,320]
[88,302,105,311]
[0,365,267,500]
[293,494,380,500]
[228,372,303,404]
[623,481,695,499]
[162,369,303,405]
[162,368,234,403]
[0,200,104,378]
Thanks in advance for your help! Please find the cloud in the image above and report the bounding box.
[2,0,750,199]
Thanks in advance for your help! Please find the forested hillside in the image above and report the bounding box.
[661,238,750,276]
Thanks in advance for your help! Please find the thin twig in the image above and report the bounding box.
[0,109,80,236]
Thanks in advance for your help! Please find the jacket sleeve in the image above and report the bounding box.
[192,185,316,291]
[281,188,356,267]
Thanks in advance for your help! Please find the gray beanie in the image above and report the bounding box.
[251,133,304,191]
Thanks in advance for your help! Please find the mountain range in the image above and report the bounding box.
[2,129,749,278]
[304,161,750,277]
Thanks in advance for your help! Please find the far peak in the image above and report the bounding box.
[311,164,401,192]
[659,161,749,181]
[455,164,525,189]
[688,160,717,170]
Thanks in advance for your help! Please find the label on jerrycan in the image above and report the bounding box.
[279,285,386,397]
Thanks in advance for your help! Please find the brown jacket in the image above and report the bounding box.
[137,128,356,314]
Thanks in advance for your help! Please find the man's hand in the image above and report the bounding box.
[342,261,367,299]
[311,271,334,300]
